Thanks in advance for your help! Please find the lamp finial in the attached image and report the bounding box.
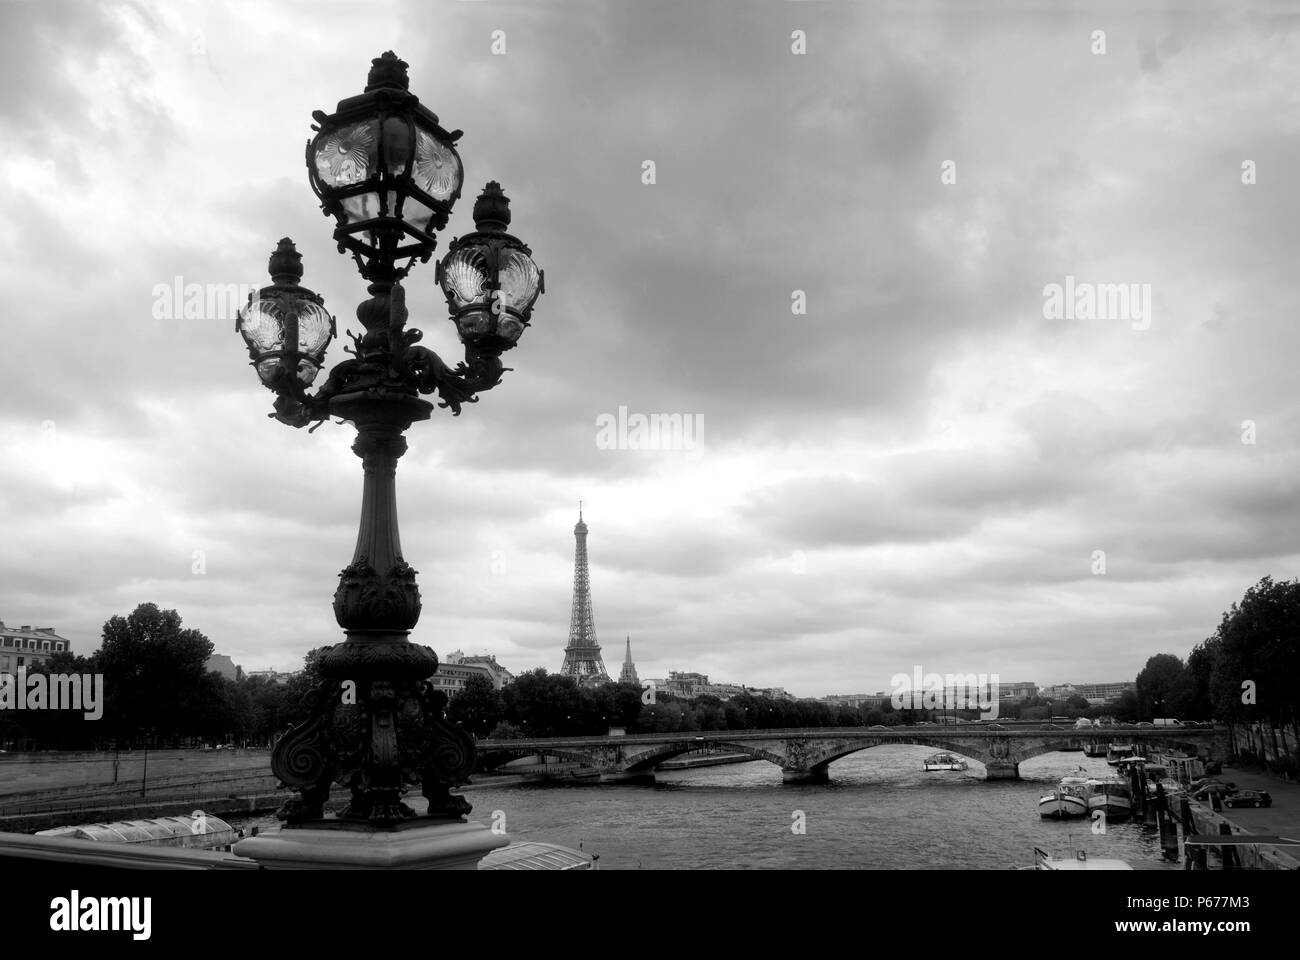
[366,51,410,92]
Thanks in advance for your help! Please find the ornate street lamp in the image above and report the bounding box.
[307,50,463,284]
[234,52,543,830]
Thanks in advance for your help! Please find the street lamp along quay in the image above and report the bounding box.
[234,51,543,832]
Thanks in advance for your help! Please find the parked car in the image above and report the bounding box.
[1189,779,1237,801]
[1223,789,1271,808]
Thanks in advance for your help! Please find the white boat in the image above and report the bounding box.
[478,841,597,870]
[1115,759,1181,800]
[1039,775,1090,819]
[1086,776,1133,819]
[922,753,968,771]
[1105,743,1136,766]
[35,814,236,850]
[1034,847,1133,870]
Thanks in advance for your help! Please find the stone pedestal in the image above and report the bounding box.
[231,818,508,870]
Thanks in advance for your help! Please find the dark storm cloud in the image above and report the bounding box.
[2,1,1298,693]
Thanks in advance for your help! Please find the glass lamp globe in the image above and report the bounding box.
[236,239,335,389]
[307,51,464,280]
[437,181,543,352]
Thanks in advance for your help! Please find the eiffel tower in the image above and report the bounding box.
[560,503,610,684]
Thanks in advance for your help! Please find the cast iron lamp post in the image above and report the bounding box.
[235,52,543,828]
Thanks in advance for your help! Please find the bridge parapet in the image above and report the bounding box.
[474,725,1230,784]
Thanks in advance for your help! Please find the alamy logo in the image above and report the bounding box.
[1042,275,1151,330]
[890,667,1000,719]
[50,891,151,940]
[0,668,103,720]
[596,406,704,450]
[152,276,258,321]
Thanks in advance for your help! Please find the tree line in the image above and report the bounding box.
[448,671,1126,739]
[1133,575,1300,773]
[8,577,1296,766]
[0,604,317,750]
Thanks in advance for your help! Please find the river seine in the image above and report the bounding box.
[233,747,1166,869]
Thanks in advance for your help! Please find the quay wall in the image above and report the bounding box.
[0,749,271,797]
[1184,798,1300,870]
[0,791,290,835]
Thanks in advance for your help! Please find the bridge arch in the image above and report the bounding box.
[476,746,602,772]
[806,737,998,773]
[624,741,784,773]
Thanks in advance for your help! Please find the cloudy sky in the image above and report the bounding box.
[1,0,1297,698]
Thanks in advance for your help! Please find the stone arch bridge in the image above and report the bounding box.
[476,725,1231,784]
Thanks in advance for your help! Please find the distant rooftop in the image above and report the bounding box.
[0,621,67,638]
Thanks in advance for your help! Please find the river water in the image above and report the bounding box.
[230,746,1169,869]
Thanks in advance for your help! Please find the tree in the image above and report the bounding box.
[96,603,215,745]
[723,700,750,730]
[611,682,644,728]
[488,720,522,739]
[862,708,886,726]
[696,702,726,731]
[1063,694,1090,716]
[193,675,256,745]
[577,683,618,734]
[1180,638,1219,721]
[447,675,505,737]
[282,646,331,718]
[1136,653,1186,720]
[640,701,686,733]
[1207,576,1300,732]
[501,669,582,737]
[1111,689,1140,723]
[1020,702,1050,721]
[243,674,292,745]
[17,653,101,749]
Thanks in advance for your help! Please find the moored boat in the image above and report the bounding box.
[922,753,968,771]
[478,840,597,870]
[1105,743,1136,765]
[1158,752,1205,785]
[1038,775,1090,819]
[1034,846,1133,870]
[35,814,236,850]
[1086,776,1133,819]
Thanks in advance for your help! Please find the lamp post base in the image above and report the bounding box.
[232,817,508,870]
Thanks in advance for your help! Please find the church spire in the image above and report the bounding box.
[619,634,639,686]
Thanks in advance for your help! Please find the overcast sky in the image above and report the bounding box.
[1,0,1297,698]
